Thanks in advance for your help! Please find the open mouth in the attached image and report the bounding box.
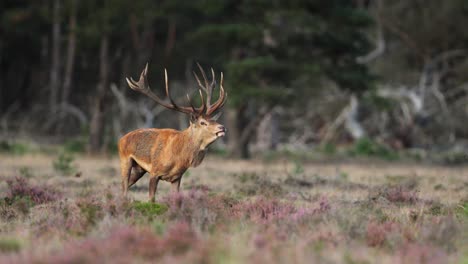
[216,130,226,137]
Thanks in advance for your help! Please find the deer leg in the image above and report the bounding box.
[120,158,132,197]
[148,176,161,203]
[128,165,146,189]
[171,177,182,193]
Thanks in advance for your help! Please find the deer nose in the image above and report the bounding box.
[218,125,226,132]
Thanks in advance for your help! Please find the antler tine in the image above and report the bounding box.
[164,69,178,106]
[205,71,227,116]
[126,63,149,92]
[127,63,224,118]
[196,62,210,90]
[185,89,206,115]
[126,64,198,115]
[198,89,206,114]
[207,68,216,103]
[193,71,207,92]
[185,94,196,112]
[165,68,206,115]
[210,68,216,89]
[193,63,222,114]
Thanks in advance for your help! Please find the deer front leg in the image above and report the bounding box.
[148,176,161,202]
[120,158,132,197]
[171,177,182,193]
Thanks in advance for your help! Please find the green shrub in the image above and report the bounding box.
[321,143,337,155]
[0,238,21,253]
[0,141,30,155]
[1,196,35,216]
[438,151,468,165]
[133,201,168,217]
[19,166,33,178]
[53,152,77,176]
[455,202,468,220]
[292,160,304,175]
[78,202,102,226]
[64,138,86,153]
[349,138,398,160]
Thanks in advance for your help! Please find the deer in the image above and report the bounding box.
[118,63,227,202]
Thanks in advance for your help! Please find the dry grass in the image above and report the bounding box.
[0,154,467,263]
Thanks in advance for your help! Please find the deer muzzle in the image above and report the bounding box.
[215,125,226,137]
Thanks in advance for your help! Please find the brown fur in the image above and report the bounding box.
[118,116,225,202]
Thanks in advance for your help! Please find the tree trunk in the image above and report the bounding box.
[254,109,279,152]
[88,35,109,154]
[57,0,77,133]
[61,0,77,108]
[226,107,241,158]
[49,0,61,114]
[226,106,251,159]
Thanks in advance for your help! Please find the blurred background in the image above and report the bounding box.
[2,0,468,161]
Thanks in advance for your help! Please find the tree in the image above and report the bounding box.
[182,0,374,158]
[367,0,468,146]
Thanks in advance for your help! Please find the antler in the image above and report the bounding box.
[126,63,205,116]
[193,63,227,116]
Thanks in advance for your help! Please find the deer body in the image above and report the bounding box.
[119,63,227,202]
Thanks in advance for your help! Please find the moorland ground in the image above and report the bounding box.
[0,154,467,263]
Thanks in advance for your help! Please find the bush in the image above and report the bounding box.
[370,185,419,205]
[63,138,86,153]
[232,196,330,225]
[321,143,337,156]
[0,238,21,253]
[77,201,102,227]
[5,176,62,205]
[0,141,30,155]
[53,152,77,176]
[366,220,399,247]
[455,202,468,220]
[133,201,168,218]
[349,138,398,160]
[18,167,33,178]
[162,189,236,231]
[3,224,203,263]
[2,196,34,216]
[234,173,284,197]
[398,243,447,264]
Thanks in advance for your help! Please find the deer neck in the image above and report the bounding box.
[180,126,207,167]
[181,126,206,152]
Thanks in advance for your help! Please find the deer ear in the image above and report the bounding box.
[190,114,197,124]
[211,111,223,121]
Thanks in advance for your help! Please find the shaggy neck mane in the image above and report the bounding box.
[180,126,207,167]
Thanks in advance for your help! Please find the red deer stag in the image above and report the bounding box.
[118,63,227,202]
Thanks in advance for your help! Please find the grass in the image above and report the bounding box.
[0,238,21,253]
[0,153,466,263]
[133,201,168,217]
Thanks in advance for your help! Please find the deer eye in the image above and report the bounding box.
[200,121,207,126]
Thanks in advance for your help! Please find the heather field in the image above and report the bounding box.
[0,154,467,264]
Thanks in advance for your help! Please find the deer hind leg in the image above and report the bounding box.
[148,176,161,203]
[120,158,132,197]
[128,164,146,189]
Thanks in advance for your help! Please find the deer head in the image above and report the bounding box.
[126,63,227,149]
